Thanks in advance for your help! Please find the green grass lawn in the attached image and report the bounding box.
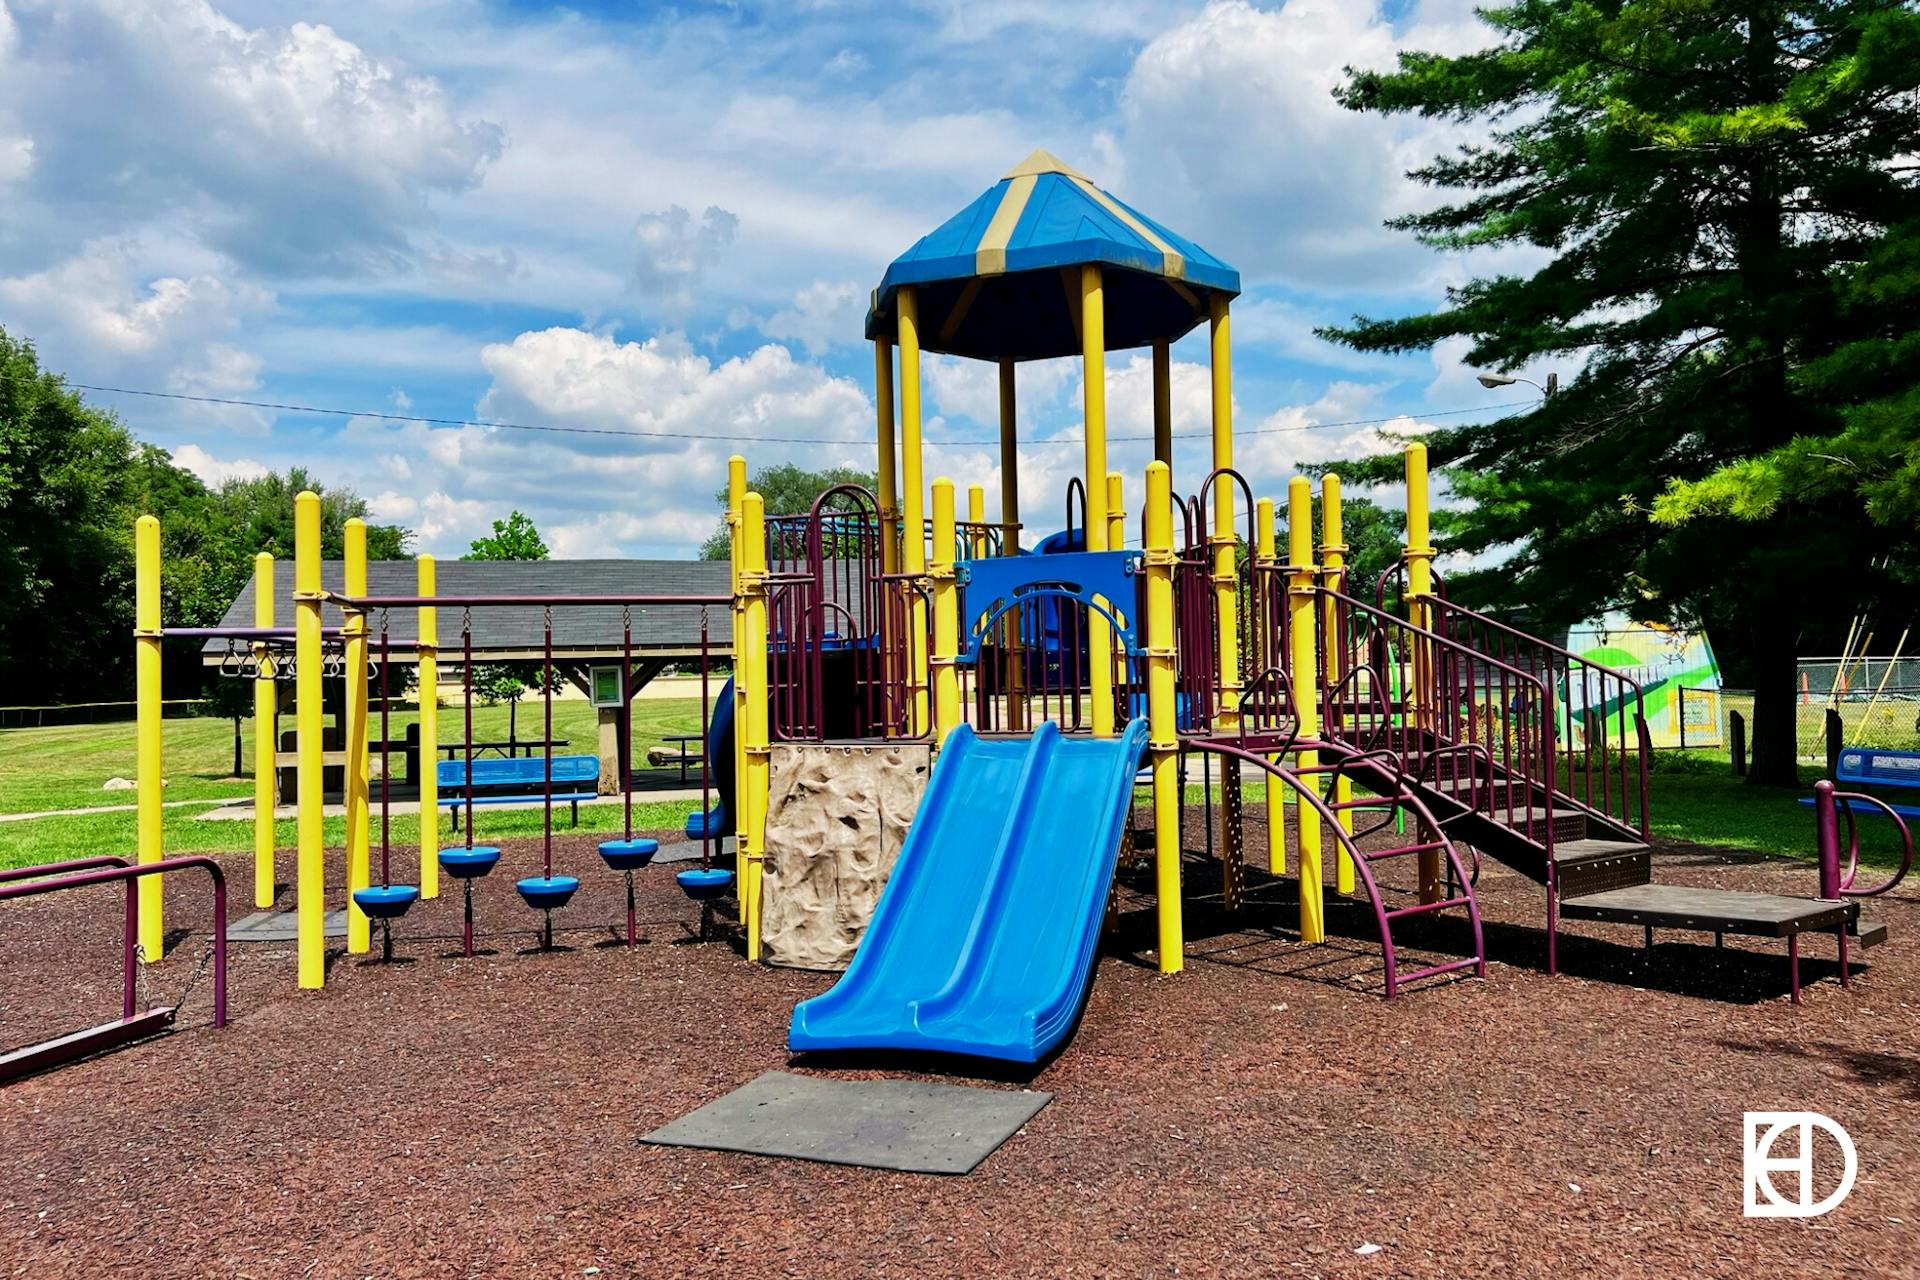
[0,715,1891,876]
[0,698,707,817]
[0,798,705,872]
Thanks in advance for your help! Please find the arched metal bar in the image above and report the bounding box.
[959,587,1139,665]
[1834,792,1914,898]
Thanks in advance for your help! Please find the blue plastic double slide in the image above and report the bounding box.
[788,718,1148,1064]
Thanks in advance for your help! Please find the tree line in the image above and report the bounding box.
[0,328,411,708]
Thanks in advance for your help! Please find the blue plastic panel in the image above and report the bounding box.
[788,718,1149,1064]
[437,754,599,789]
[1836,749,1920,789]
[956,549,1142,660]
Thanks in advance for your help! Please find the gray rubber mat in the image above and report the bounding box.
[641,1070,1051,1175]
[229,909,346,941]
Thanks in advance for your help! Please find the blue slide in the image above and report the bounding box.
[684,677,734,841]
[788,718,1148,1064]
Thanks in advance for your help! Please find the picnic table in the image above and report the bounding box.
[647,733,707,783]
[438,738,571,760]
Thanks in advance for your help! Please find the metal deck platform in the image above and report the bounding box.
[1559,884,1860,1004]
[1559,884,1856,936]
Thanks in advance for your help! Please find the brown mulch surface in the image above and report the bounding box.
[3,815,1919,1279]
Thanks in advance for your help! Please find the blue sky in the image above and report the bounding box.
[0,0,1551,557]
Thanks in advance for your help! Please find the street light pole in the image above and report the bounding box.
[1476,370,1558,396]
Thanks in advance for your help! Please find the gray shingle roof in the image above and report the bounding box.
[207,560,733,662]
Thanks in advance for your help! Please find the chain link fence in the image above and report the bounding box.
[1797,656,1920,755]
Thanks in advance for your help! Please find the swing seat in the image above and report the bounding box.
[515,875,580,910]
[352,885,419,919]
[439,846,501,879]
[598,838,659,871]
[677,867,734,900]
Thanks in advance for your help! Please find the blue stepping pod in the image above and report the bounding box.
[598,838,659,872]
[677,868,735,901]
[515,875,581,910]
[439,846,501,879]
[352,884,420,919]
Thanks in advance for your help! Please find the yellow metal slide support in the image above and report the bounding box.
[1144,461,1183,973]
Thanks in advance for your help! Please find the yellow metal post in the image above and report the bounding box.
[252,552,276,908]
[898,288,931,735]
[1106,472,1125,552]
[1288,477,1324,942]
[294,491,326,988]
[931,479,962,744]
[417,555,440,899]
[1210,296,1240,735]
[728,455,750,783]
[1255,498,1286,874]
[134,515,164,959]
[875,340,899,577]
[1405,444,1441,903]
[967,483,987,559]
[1152,340,1173,469]
[1144,461,1183,973]
[998,359,1026,731]
[343,519,371,954]
[739,492,772,961]
[1322,475,1355,892]
[1080,264,1114,737]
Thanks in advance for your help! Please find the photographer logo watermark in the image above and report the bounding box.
[1744,1111,1857,1218]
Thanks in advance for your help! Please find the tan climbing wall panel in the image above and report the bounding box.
[760,743,931,971]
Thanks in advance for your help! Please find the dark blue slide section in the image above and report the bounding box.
[788,718,1148,1064]
[684,677,734,840]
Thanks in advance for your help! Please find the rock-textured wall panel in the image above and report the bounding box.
[760,742,932,971]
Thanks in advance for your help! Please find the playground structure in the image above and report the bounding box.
[19,151,1903,1073]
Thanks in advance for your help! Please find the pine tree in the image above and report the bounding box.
[1326,1,1920,784]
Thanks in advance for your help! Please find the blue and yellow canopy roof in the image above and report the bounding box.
[866,150,1241,363]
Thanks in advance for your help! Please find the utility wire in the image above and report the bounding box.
[71,381,1530,449]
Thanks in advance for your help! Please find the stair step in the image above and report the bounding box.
[1851,918,1889,949]
[1553,838,1648,865]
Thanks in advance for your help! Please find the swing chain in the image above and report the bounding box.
[132,940,152,1010]
[621,604,631,631]
[171,935,221,1014]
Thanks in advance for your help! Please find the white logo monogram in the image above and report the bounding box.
[1743,1111,1858,1218]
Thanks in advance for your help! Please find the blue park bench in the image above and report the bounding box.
[1800,748,1920,821]
[438,754,600,829]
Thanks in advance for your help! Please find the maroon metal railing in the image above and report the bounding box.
[1,855,229,1082]
[1422,598,1650,839]
[1314,587,1558,853]
[1374,559,1651,839]
[764,485,919,742]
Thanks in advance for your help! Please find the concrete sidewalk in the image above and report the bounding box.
[196,787,711,822]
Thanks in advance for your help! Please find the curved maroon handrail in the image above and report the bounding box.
[1828,788,1914,898]
[0,855,228,1029]
[1184,737,1486,996]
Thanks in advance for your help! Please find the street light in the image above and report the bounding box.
[1476,370,1558,396]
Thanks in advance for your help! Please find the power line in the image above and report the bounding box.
[70,381,1529,449]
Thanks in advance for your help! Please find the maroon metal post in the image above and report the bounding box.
[542,606,554,881]
[622,607,634,843]
[378,615,392,887]
[462,612,476,848]
[700,609,712,873]
[1815,780,1841,899]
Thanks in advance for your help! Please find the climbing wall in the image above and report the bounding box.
[760,743,931,971]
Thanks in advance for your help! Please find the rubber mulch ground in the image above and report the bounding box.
[3,813,1917,1279]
